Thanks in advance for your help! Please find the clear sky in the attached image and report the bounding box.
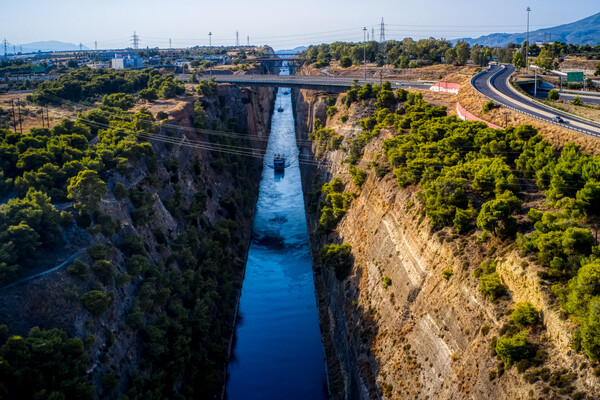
[1,0,598,50]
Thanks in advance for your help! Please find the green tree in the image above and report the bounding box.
[495,330,530,367]
[67,169,107,212]
[535,48,554,71]
[511,302,540,327]
[444,48,457,65]
[548,89,559,101]
[476,190,522,236]
[80,290,112,316]
[513,52,525,69]
[339,56,352,68]
[320,243,353,280]
[101,93,135,111]
[455,41,470,66]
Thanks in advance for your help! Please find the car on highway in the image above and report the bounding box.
[552,116,565,123]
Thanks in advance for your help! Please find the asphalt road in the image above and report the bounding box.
[472,64,600,137]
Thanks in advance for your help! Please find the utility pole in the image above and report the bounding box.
[380,18,385,42]
[236,31,239,47]
[132,31,140,50]
[208,32,212,77]
[526,7,531,73]
[10,100,17,133]
[17,100,22,134]
[534,68,537,97]
[363,27,367,82]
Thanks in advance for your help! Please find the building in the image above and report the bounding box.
[111,53,145,70]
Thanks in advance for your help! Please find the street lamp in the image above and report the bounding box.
[209,32,213,77]
[526,7,531,73]
[363,27,367,82]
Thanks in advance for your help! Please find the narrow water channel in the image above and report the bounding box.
[225,67,328,399]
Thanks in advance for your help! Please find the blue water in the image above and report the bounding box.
[225,68,328,400]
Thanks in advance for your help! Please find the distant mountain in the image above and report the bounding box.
[276,46,308,55]
[455,12,600,47]
[18,41,89,53]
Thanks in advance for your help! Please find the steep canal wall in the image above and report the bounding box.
[294,88,598,400]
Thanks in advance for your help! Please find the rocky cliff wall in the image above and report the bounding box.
[295,88,599,400]
[0,85,274,398]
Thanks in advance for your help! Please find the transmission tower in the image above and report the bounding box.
[2,38,8,57]
[95,41,97,51]
[169,38,172,49]
[379,18,385,42]
[371,27,375,41]
[247,35,250,46]
[131,31,140,50]
[79,43,83,51]
[236,31,239,47]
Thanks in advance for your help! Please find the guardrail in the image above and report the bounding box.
[470,65,599,136]
[503,71,600,129]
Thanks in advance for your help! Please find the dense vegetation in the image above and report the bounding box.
[314,81,600,368]
[0,71,260,398]
[27,67,185,105]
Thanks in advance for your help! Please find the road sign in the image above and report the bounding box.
[567,71,584,83]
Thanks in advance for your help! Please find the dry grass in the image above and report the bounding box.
[307,62,478,82]
[0,92,79,131]
[539,99,600,122]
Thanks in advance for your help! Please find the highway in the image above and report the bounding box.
[195,74,433,91]
[472,64,600,136]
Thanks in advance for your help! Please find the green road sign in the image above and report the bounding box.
[567,71,584,83]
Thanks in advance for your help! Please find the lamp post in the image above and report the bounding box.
[363,27,367,82]
[526,7,531,73]
[209,32,213,77]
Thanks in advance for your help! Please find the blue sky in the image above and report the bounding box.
[1,0,598,49]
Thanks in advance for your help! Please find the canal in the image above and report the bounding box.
[225,67,328,399]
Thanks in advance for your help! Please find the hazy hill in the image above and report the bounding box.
[18,40,89,53]
[456,12,600,46]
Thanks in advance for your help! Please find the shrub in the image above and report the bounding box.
[479,272,505,301]
[340,114,349,122]
[156,111,168,120]
[67,259,89,279]
[327,106,338,118]
[548,89,559,101]
[482,101,495,113]
[349,165,367,189]
[339,56,352,68]
[113,183,127,200]
[382,276,392,288]
[320,243,353,280]
[91,260,115,285]
[511,302,540,327]
[120,234,147,257]
[442,269,453,280]
[88,244,109,260]
[572,96,583,106]
[59,211,73,226]
[80,290,112,316]
[495,330,530,367]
